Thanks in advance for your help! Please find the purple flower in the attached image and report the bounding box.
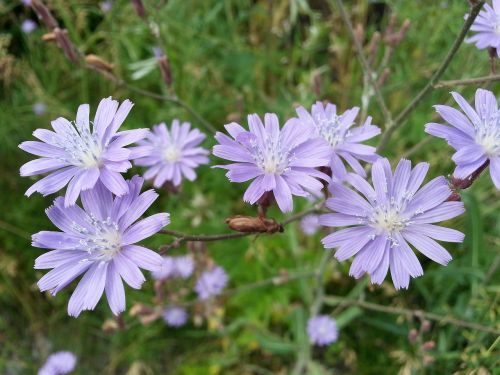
[134,121,209,187]
[20,97,149,206]
[195,266,228,300]
[307,315,338,346]
[38,351,77,375]
[21,19,37,33]
[33,176,169,317]
[163,306,188,327]
[173,255,194,279]
[33,102,46,116]
[300,214,321,236]
[213,113,331,212]
[320,158,465,289]
[296,102,381,180]
[425,89,500,190]
[465,1,500,57]
[151,256,175,280]
[100,0,113,13]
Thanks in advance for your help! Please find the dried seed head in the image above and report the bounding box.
[85,54,114,73]
[225,215,283,233]
[41,32,56,42]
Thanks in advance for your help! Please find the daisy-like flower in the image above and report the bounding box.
[296,101,381,180]
[33,102,46,116]
[195,266,228,300]
[465,1,500,57]
[163,306,188,327]
[300,214,321,236]
[425,89,500,189]
[134,120,209,188]
[320,158,465,289]
[38,351,77,375]
[213,113,331,212]
[21,19,37,33]
[20,97,149,206]
[33,176,169,317]
[151,256,175,280]
[173,255,195,279]
[307,315,338,346]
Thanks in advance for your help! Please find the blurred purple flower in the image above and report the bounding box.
[22,0,32,6]
[300,214,321,236]
[33,102,46,116]
[465,1,500,57]
[20,97,149,206]
[21,19,37,34]
[33,176,169,317]
[38,351,77,375]
[426,89,500,190]
[135,121,209,187]
[173,255,194,279]
[296,102,381,181]
[163,306,188,327]
[151,256,175,280]
[195,266,228,300]
[100,0,113,13]
[307,315,338,346]
[320,158,465,289]
[213,113,331,212]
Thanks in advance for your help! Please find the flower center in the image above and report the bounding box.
[251,136,291,174]
[368,203,409,240]
[475,113,500,157]
[164,146,181,163]
[78,216,122,261]
[54,122,103,168]
[315,115,349,149]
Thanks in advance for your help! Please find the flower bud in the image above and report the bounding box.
[225,215,283,233]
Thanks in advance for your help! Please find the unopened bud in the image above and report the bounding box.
[85,54,114,73]
[129,303,152,317]
[408,328,418,344]
[153,47,173,88]
[397,19,411,41]
[354,23,364,44]
[41,32,56,42]
[102,319,119,333]
[54,28,80,63]
[367,31,381,62]
[225,215,283,234]
[377,68,391,86]
[422,340,435,350]
[140,312,161,325]
[30,0,58,29]
[131,0,146,19]
[421,320,431,332]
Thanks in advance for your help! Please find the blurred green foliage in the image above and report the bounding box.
[0,0,499,374]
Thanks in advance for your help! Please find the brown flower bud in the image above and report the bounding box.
[85,54,114,73]
[377,68,391,87]
[102,318,119,333]
[30,0,58,29]
[41,32,56,42]
[140,312,161,325]
[225,215,283,234]
[54,28,80,63]
[131,0,146,19]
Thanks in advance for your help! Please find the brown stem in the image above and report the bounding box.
[435,74,500,89]
[323,296,499,335]
[158,205,322,252]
